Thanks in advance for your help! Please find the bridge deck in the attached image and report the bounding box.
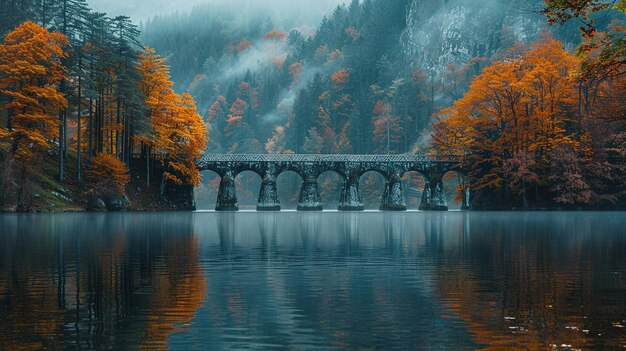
[198,154,462,163]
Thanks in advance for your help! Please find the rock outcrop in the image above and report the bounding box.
[400,0,546,76]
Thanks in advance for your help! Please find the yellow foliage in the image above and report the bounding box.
[433,36,581,191]
[136,48,208,186]
[86,154,130,193]
[0,21,68,159]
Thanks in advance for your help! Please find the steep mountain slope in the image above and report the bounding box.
[142,0,588,156]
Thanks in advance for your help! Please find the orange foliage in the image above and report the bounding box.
[224,98,248,141]
[345,26,359,40]
[140,237,207,350]
[372,100,403,154]
[158,93,208,186]
[136,48,207,186]
[87,154,129,193]
[271,56,285,70]
[238,81,250,93]
[328,49,342,62]
[331,68,350,85]
[236,39,252,54]
[262,29,287,41]
[289,61,303,87]
[229,98,248,120]
[208,96,228,122]
[0,21,68,159]
[433,36,580,193]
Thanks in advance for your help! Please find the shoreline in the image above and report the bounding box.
[2,207,625,214]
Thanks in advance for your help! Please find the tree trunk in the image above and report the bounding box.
[16,163,28,212]
[97,89,104,154]
[59,109,64,181]
[63,106,68,159]
[116,96,121,159]
[6,106,12,131]
[76,54,82,182]
[146,145,151,189]
[522,179,528,210]
[88,98,93,163]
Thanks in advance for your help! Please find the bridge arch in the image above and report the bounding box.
[401,171,428,210]
[442,170,470,210]
[276,170,304,209]
[195,170,222,210]
[276,167,305,181]
[359,171,387,209]
[318,170,346,209]
[195,154,463,212]
[232,165,263,179]
[234,170,263,210]
[358,167,389,181]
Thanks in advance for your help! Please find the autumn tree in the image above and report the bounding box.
[155,93,207,187]
[136,47,177,185]
[0,21,68,159]
[371,100,403,154]
[136,48,207,189]
[543,0,626,78]
[433,37,581,208]
[86,153,129,195]
[543,0,626,207]
[502,152,539,209]
[265,125,293,154]
[0,22,68,210]
[549,143,595,206]
[207,95,229,152]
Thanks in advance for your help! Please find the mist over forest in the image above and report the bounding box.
[89,0,349,23]
[136,0,625,209]
[3,3,626,350]
[139,0,595,155]
[1,0,625,211]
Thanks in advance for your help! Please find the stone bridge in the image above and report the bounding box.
[196,154,465,211]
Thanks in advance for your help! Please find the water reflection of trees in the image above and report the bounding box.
[430,213,626,350]
[0,214,205,350]
[203,212,469,349]
[1,212,624,350]
[205,212,625,349]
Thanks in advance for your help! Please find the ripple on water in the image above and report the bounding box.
[0,211,624,350]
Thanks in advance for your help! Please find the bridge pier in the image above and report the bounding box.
[461,184,470,210]
[420,175,448,211]
[216,170,239,211]
[338,174,364,211]
[197,154,463,212]
[419,179,431,211]
[429,176,448,211]
[297,173,322,211]
[380,173,406,211]
[257,167,280,211]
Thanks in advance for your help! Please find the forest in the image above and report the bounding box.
[0,0,207,211]
[1,0,625,211]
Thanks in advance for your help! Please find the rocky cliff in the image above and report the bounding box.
[400,0,547,75]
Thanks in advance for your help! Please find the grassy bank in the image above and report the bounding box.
[0,150,176,213]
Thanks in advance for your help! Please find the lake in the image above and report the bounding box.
[0,212,625,350]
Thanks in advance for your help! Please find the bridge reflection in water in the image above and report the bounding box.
[1,212,625,349]
[196,154,465,212]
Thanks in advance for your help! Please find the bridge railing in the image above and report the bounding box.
[197,154,462,163]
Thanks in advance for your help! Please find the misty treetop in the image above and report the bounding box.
[143,0,625,209]
[1,0,625,211]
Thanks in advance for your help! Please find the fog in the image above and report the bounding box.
[89,0,349,24]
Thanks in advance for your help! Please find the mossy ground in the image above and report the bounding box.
[2,150,175,213]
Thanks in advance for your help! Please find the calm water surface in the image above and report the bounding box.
[0,212,625,350]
